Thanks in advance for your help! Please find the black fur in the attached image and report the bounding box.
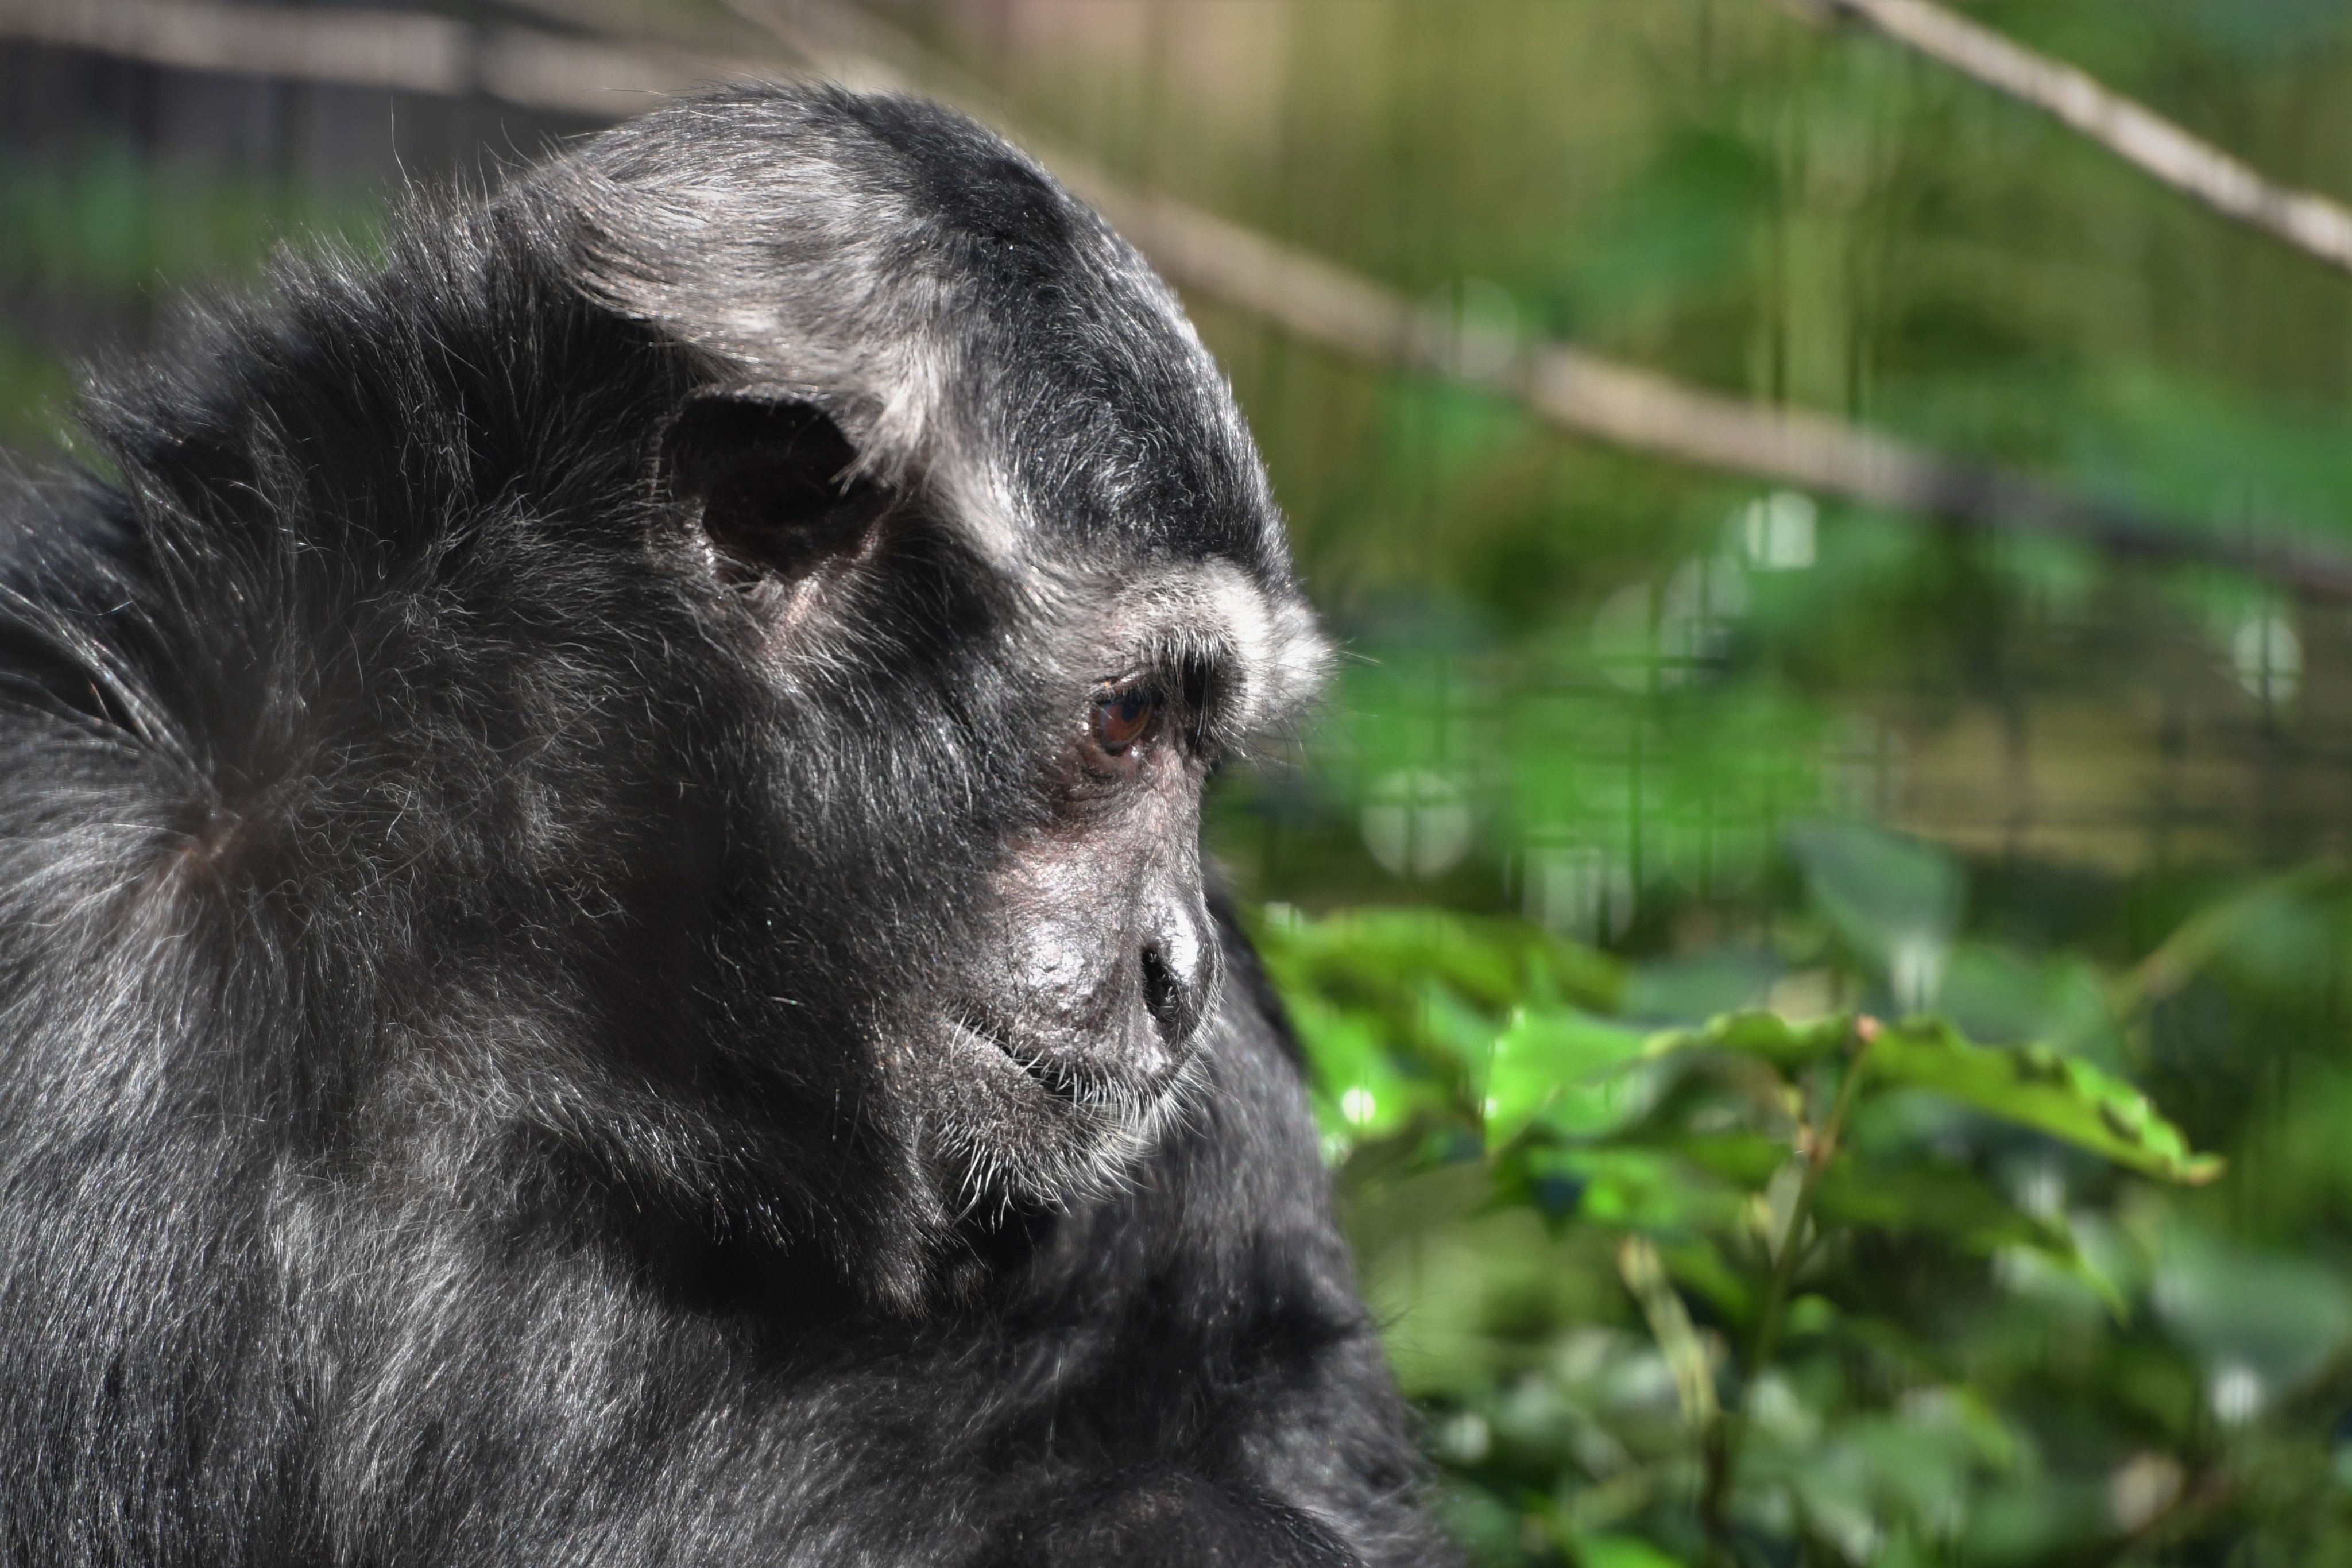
[0,85,1445,1565]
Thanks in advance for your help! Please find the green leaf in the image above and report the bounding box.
[1417,978,1509,1086]
[1647,1008,1856,1068]
[1517,1145,1749,1233]
[2153,1229,2352,1388]
[1483,1006,1651,1146]
[1809,1162,2067,1254]
[1254,905,1622,1022]
[1658,1234,1757,1318]
[1653,1130,1788,1188]
[1786,820,1964,976]
[1287,993,1445,1142]
[1574,1531,1693,1568]
[1862,1018,2223,1184]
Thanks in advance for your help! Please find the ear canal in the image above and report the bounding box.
[659,393,888,583]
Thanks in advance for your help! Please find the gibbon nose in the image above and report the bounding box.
[1138,903,1219,1053]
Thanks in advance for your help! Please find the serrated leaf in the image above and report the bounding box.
[1862,1018,2222,1184]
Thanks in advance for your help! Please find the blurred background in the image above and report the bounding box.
[10,1,2352,1562]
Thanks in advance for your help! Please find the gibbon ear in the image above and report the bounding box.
[660,391,889,583]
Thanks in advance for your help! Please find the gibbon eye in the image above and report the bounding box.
[1092,688,1156,753]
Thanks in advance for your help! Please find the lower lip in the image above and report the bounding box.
[949,1016,1084,1101]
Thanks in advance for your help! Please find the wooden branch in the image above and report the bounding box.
[7,0,2352,595]
[0,0,741,115]
[1077,181,2352,595]
[1785,0,2352,274]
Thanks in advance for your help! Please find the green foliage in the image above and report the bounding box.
[1251,882,2352,1566]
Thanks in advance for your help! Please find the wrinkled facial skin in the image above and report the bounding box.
[933,655,1225,1204]
[606,92,1330,1221]
[662,391,1299,1215]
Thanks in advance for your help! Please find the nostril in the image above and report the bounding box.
[1139,942,1190,1047]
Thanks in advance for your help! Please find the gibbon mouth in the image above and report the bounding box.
[949,1011,1158,1108]
[950,1012,1086,1102]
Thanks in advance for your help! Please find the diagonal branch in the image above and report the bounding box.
[0,0,748,115]
[1780,0,2352,274]
[5,0,2352,594]
[1080,179,2352,593]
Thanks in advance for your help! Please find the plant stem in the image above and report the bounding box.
[1700,1018,1879,1564]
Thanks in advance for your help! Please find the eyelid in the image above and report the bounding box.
[1104,652,1224,711]
[1095,664,1158,693]
[1088,652,1228,760]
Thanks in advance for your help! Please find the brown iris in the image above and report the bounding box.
[1092,688,1156,753]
